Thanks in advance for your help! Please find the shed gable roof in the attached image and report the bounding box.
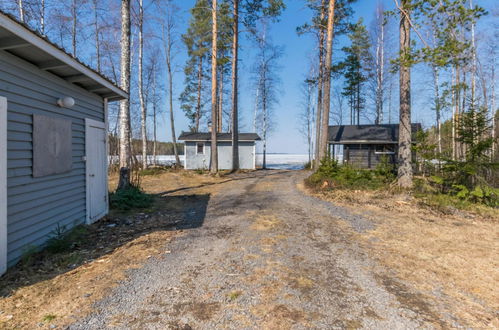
[178,132,261,142]
[328,124,422,144]
[0,11,127,101]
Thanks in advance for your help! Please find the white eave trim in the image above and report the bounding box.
[0,13,127,100]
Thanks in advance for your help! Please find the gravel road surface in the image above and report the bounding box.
[70,170,441,329]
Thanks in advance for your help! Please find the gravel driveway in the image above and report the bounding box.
[70,170,441,329]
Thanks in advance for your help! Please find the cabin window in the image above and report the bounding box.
[374,145,395,155]
[196,142,204,154]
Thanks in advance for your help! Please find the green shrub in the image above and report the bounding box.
[306,157,394,190]
[46,224,88,254]
[451,184,499,207]
[109,184,153,211]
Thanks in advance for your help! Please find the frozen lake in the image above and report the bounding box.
[144,154,310,170]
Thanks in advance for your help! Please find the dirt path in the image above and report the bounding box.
[70,170,443,329]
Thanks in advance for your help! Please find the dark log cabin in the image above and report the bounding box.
[327,124,422,169]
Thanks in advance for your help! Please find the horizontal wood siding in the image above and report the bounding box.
[0,50,104,265]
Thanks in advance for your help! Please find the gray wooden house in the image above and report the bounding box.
[0,12,127,274]
[328,124,422,169]
[178,132,260,170]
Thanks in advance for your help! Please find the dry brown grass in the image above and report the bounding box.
[0,170,227,329]
[313,188,499,328]
[0,229,177,329]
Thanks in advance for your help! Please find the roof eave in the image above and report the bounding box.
[0,12,127,101]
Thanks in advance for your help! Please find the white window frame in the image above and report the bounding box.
[0,97,7,275]
[196,142,205,155]
[374,145,396,155]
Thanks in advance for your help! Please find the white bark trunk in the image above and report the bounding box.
[18,0,24,23]
[40,0,45,35]
[118,0,131,190]
[163,8,181,167]
[138,0,147,169]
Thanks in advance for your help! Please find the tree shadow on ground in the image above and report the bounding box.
[159,169,290,195]
[0,192,210,298]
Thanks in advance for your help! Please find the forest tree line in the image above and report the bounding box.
[296,0,497,190]
[2,0,497,192]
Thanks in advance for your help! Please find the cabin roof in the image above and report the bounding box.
[178,132,261,142]
[328,124,422,144]
[0,11,127,101]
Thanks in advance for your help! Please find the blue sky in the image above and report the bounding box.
[152,0,496,154]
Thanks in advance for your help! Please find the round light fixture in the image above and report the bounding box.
[57,96,75,108]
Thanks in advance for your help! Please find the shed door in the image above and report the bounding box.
[85,119,107,223]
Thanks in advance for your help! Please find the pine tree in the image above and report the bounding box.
[334,19,371,125]
[181,0,212,132]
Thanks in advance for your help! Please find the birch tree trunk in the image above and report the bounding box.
[117,0,132,190]
[138,0,147,169]
[397,0,413,188]
[318,0,336,162]
[313,0,326,170]
[163,8,181,167]
[93,0,101,72]
[153,83,157,166]
[432,65,442,154]
[40,0,45,35]
[253,83,260,132]
[492,64,496,161]
[18,0,24,23]
[72,0,77,56]
[375,4,385,125]
[262,70,268,170]
[210,0,219,173]
[231,0,239,171]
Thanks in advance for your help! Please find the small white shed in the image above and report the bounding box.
[0,11,127,274]
[178,132,261,170]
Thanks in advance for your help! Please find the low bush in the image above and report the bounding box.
[46,224,88,254]
[109,184,154,211]
[306,157,395,190]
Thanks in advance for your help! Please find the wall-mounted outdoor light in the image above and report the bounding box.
[57,96,75,108]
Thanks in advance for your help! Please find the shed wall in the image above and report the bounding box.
[185,141,255,170]
[0,50,104,265]
[343,144,397,169]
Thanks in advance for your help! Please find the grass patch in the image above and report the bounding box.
[227,290,242,301]
[139,166,173,176]
[109,184,154,211]
[42,314,57,322]
[46,224,88,254]
[415,190,498,218]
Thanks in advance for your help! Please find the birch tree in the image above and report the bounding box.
[252,23,282,169]
[137,0,147,169]
[18,0,24,22]
[92,0,101,72]
[118,0,132,190]
[161,0,181,167]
